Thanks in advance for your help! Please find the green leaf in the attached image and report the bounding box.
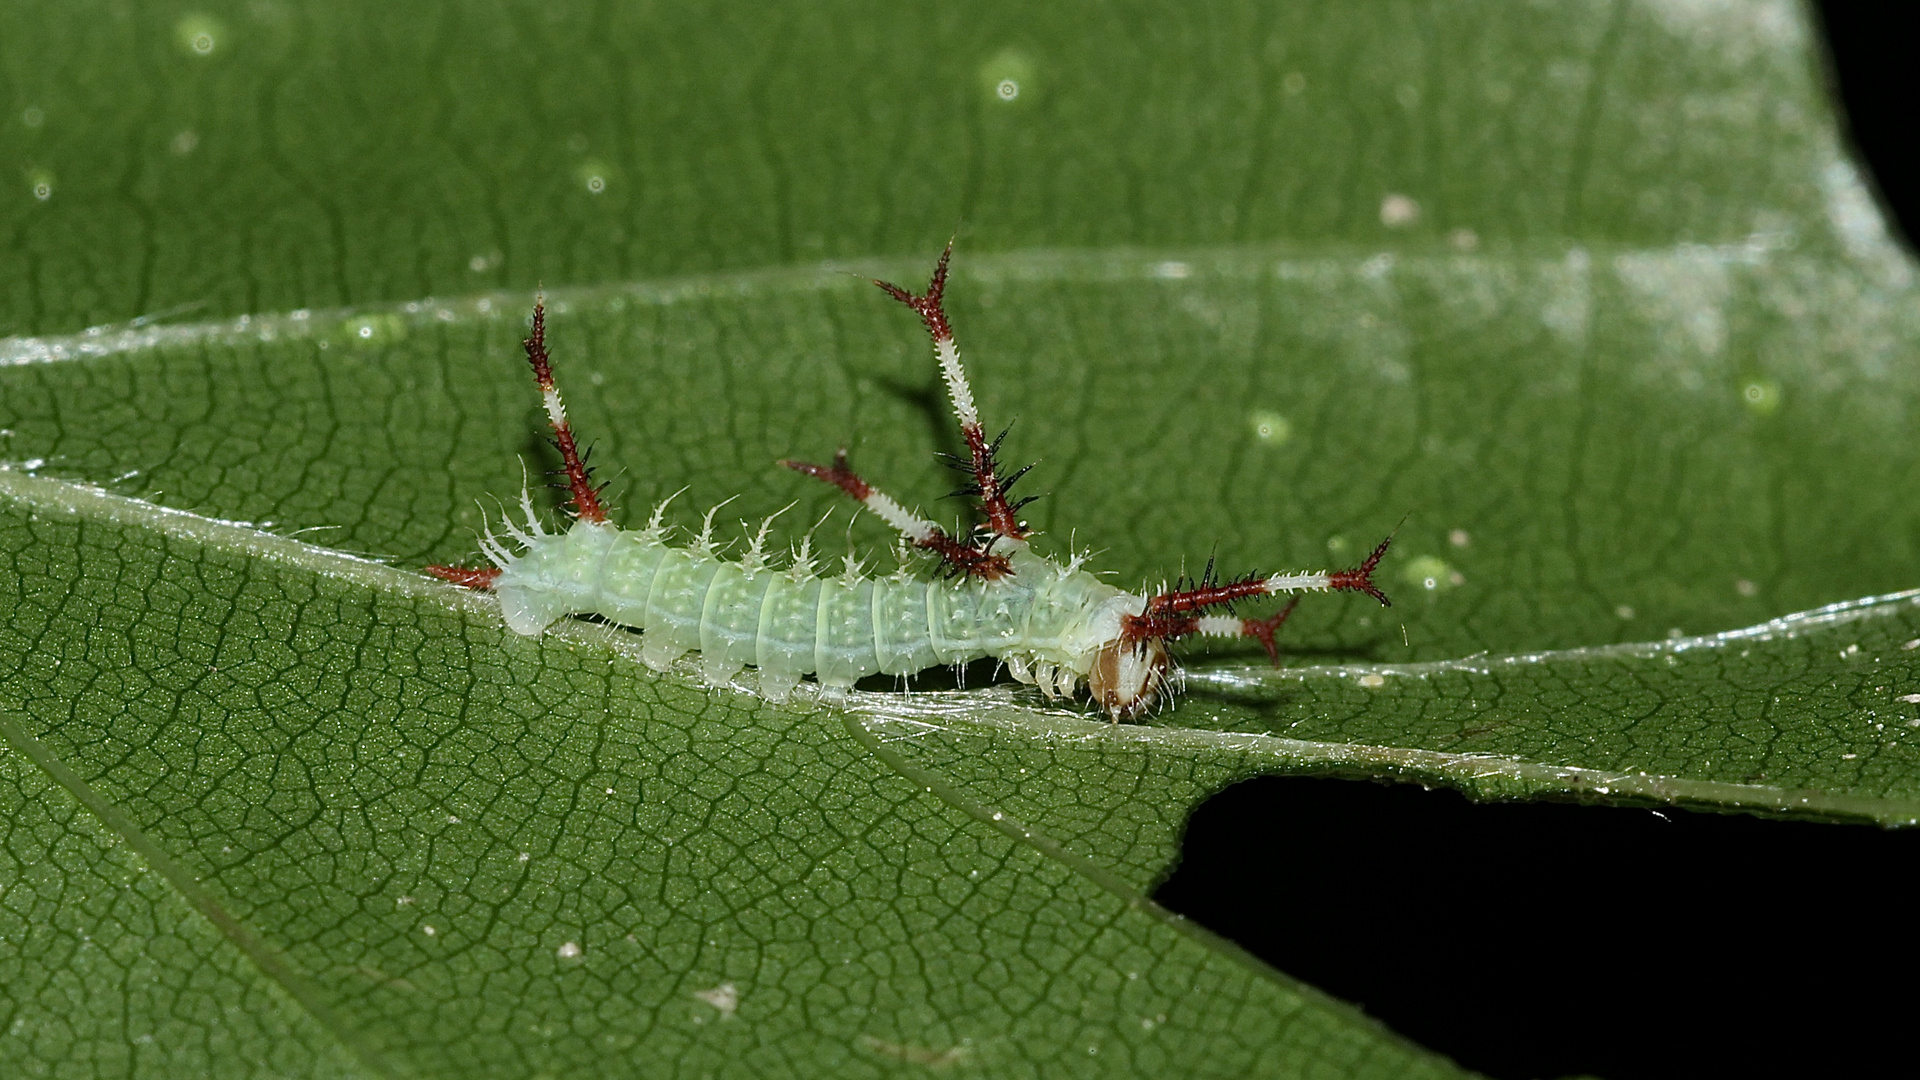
[2,0,1916,1075]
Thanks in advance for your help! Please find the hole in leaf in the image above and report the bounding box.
[1816,2,1920,249]
[1155,776,1919,1080]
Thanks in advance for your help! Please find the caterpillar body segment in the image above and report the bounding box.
[486,515,1145,701]
[427,246,1393,720]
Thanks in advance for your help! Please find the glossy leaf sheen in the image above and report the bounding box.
[3,1,1916,1076]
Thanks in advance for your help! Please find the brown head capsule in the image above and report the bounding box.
[1087,638,1172,721]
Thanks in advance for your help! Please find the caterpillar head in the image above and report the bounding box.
[1087,637,1172,721]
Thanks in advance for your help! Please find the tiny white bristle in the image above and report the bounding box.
[478,531,513,568]
[692,496,739,553]
[517,488,547,537]
[738,505,791,575]
[789,533,818,580]
[499,514,533,546]
[641,487,686,540]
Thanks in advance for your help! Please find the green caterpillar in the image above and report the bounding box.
[429,247,1391,719]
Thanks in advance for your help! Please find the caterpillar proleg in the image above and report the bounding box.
[427,246,1393,720]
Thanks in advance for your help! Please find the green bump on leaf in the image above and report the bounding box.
[2,0,1918,1074]
[1399,554,1461,593]
[978,48,1038,106]
[335,314,408,348]
[1742,376,1784,415]
[1250,410,1291,446]
[174,14,225,57]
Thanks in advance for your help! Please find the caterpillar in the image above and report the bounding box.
[427,246,1392,720]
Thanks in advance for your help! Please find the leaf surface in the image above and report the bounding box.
[3,0,1917,1075]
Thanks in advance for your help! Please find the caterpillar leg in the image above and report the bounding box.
[780,448,1013,579]
[757,669,801,704]
[875,241,1034,543]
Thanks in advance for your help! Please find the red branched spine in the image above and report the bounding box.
[427,297,613,593]
[425,564,503,589]
[1122,534,1393,663]
[874,242,954,342]
[920,535,1016,579]
[1120,611,1200,642]
[1143,573,1276,616]
[780,450,872,501]
[1240,596,1303,663]
[1328,536,1393,607]
[780,449,1013,579]
[525,298,607,525]
[876,241,1029,542]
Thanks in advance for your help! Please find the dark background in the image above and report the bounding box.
[1152,7,1920,1079]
